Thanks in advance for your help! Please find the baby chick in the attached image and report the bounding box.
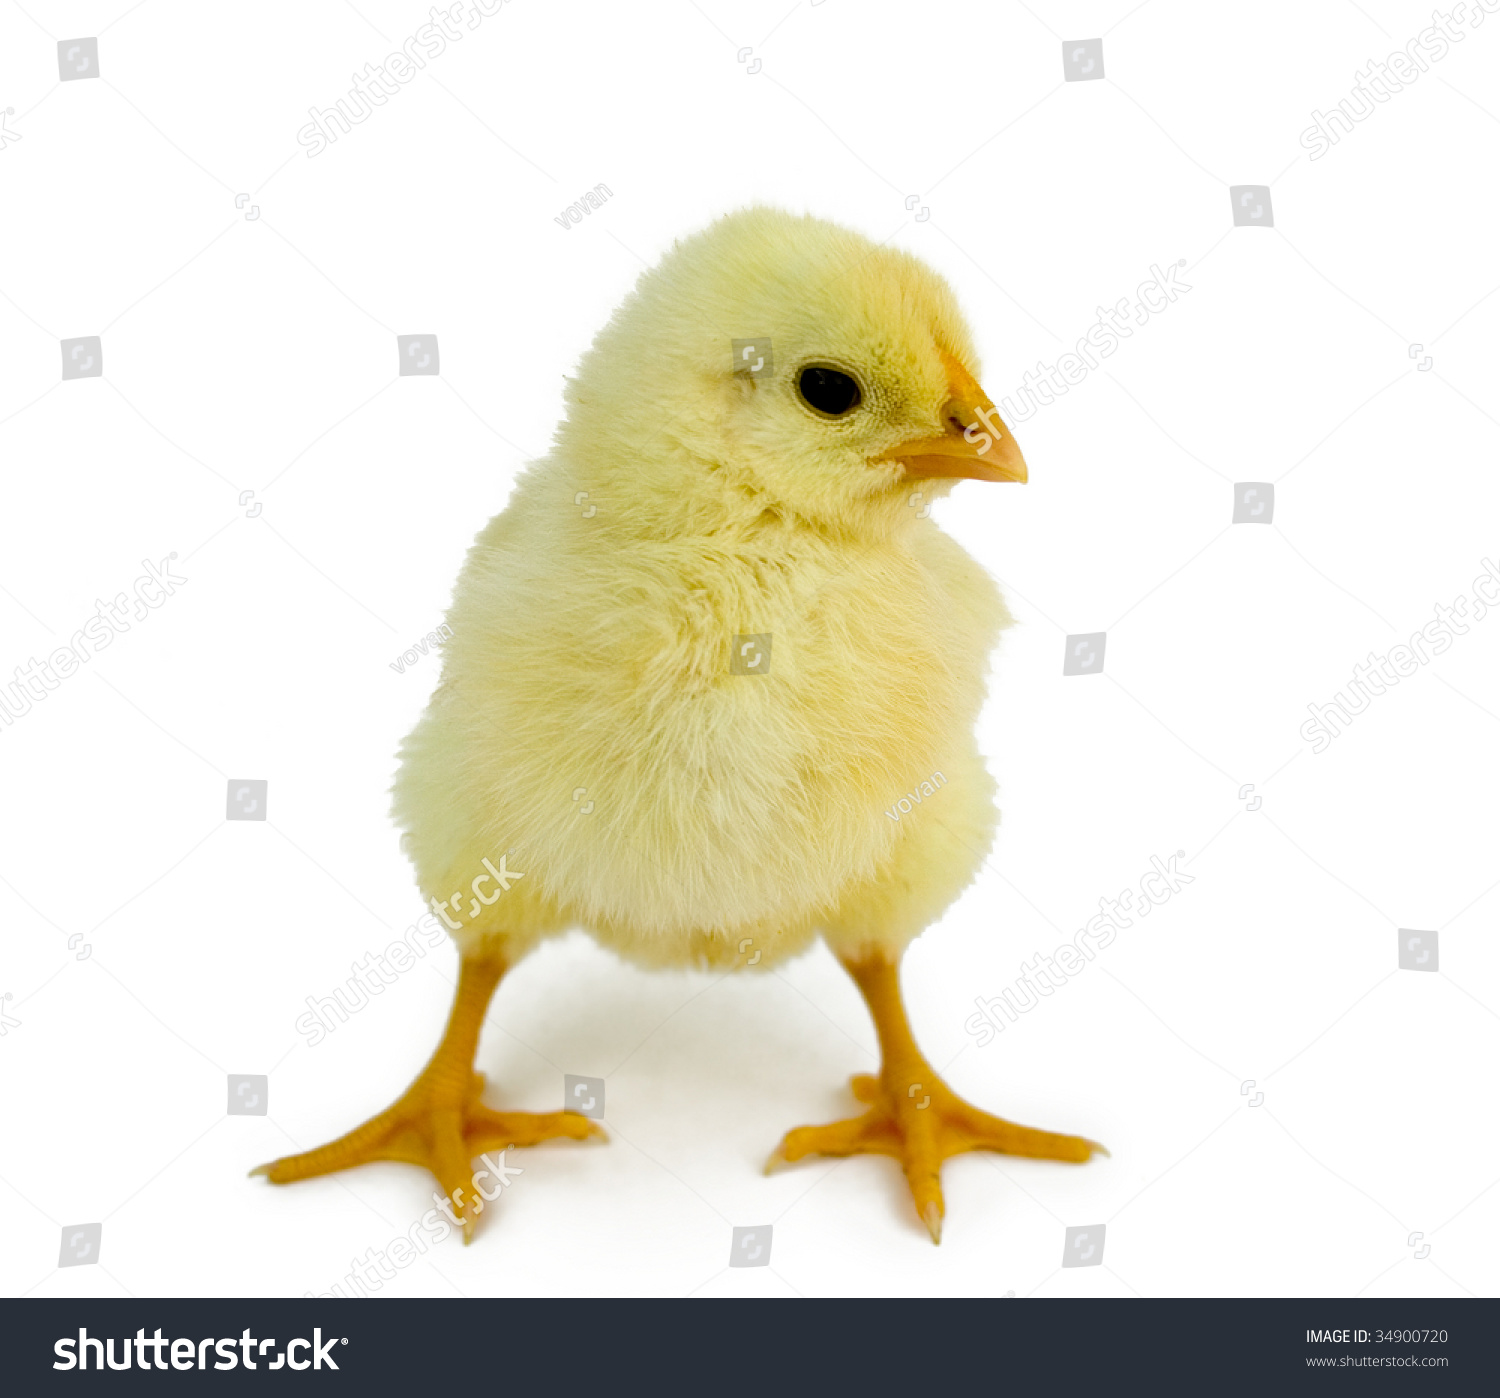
[256,207,1104,1243]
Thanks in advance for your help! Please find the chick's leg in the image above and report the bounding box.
[768,952,1105,1243]
[253,953,601,1239]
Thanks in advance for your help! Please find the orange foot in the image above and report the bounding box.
[253,956,602,1241]
[254,1069,600,1239]
[768,1069,1105,1242]
[766,953,1105,1242]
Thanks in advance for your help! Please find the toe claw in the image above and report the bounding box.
[763,1145,791,1176]
[922,1201,943,1245]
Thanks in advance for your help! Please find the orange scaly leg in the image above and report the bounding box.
[253,954,602,1241]
[768,952,1105,1243]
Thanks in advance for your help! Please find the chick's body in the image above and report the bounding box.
[397,209,1011,971]
[261,208,1102,1243]
[396,452,1009,971]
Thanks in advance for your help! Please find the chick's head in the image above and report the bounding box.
[561,207,1027,538]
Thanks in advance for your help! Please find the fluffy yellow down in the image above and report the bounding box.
[392,207,1013,971]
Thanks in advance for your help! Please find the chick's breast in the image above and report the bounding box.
[392,484,1009,966]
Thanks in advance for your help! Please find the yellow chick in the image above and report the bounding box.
[256,207,1103,1243]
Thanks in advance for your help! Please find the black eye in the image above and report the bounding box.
[798,365,862,417]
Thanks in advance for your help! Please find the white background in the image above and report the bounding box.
[1,0,1497,1299]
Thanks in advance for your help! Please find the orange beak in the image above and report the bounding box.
[873,351,1028,484]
